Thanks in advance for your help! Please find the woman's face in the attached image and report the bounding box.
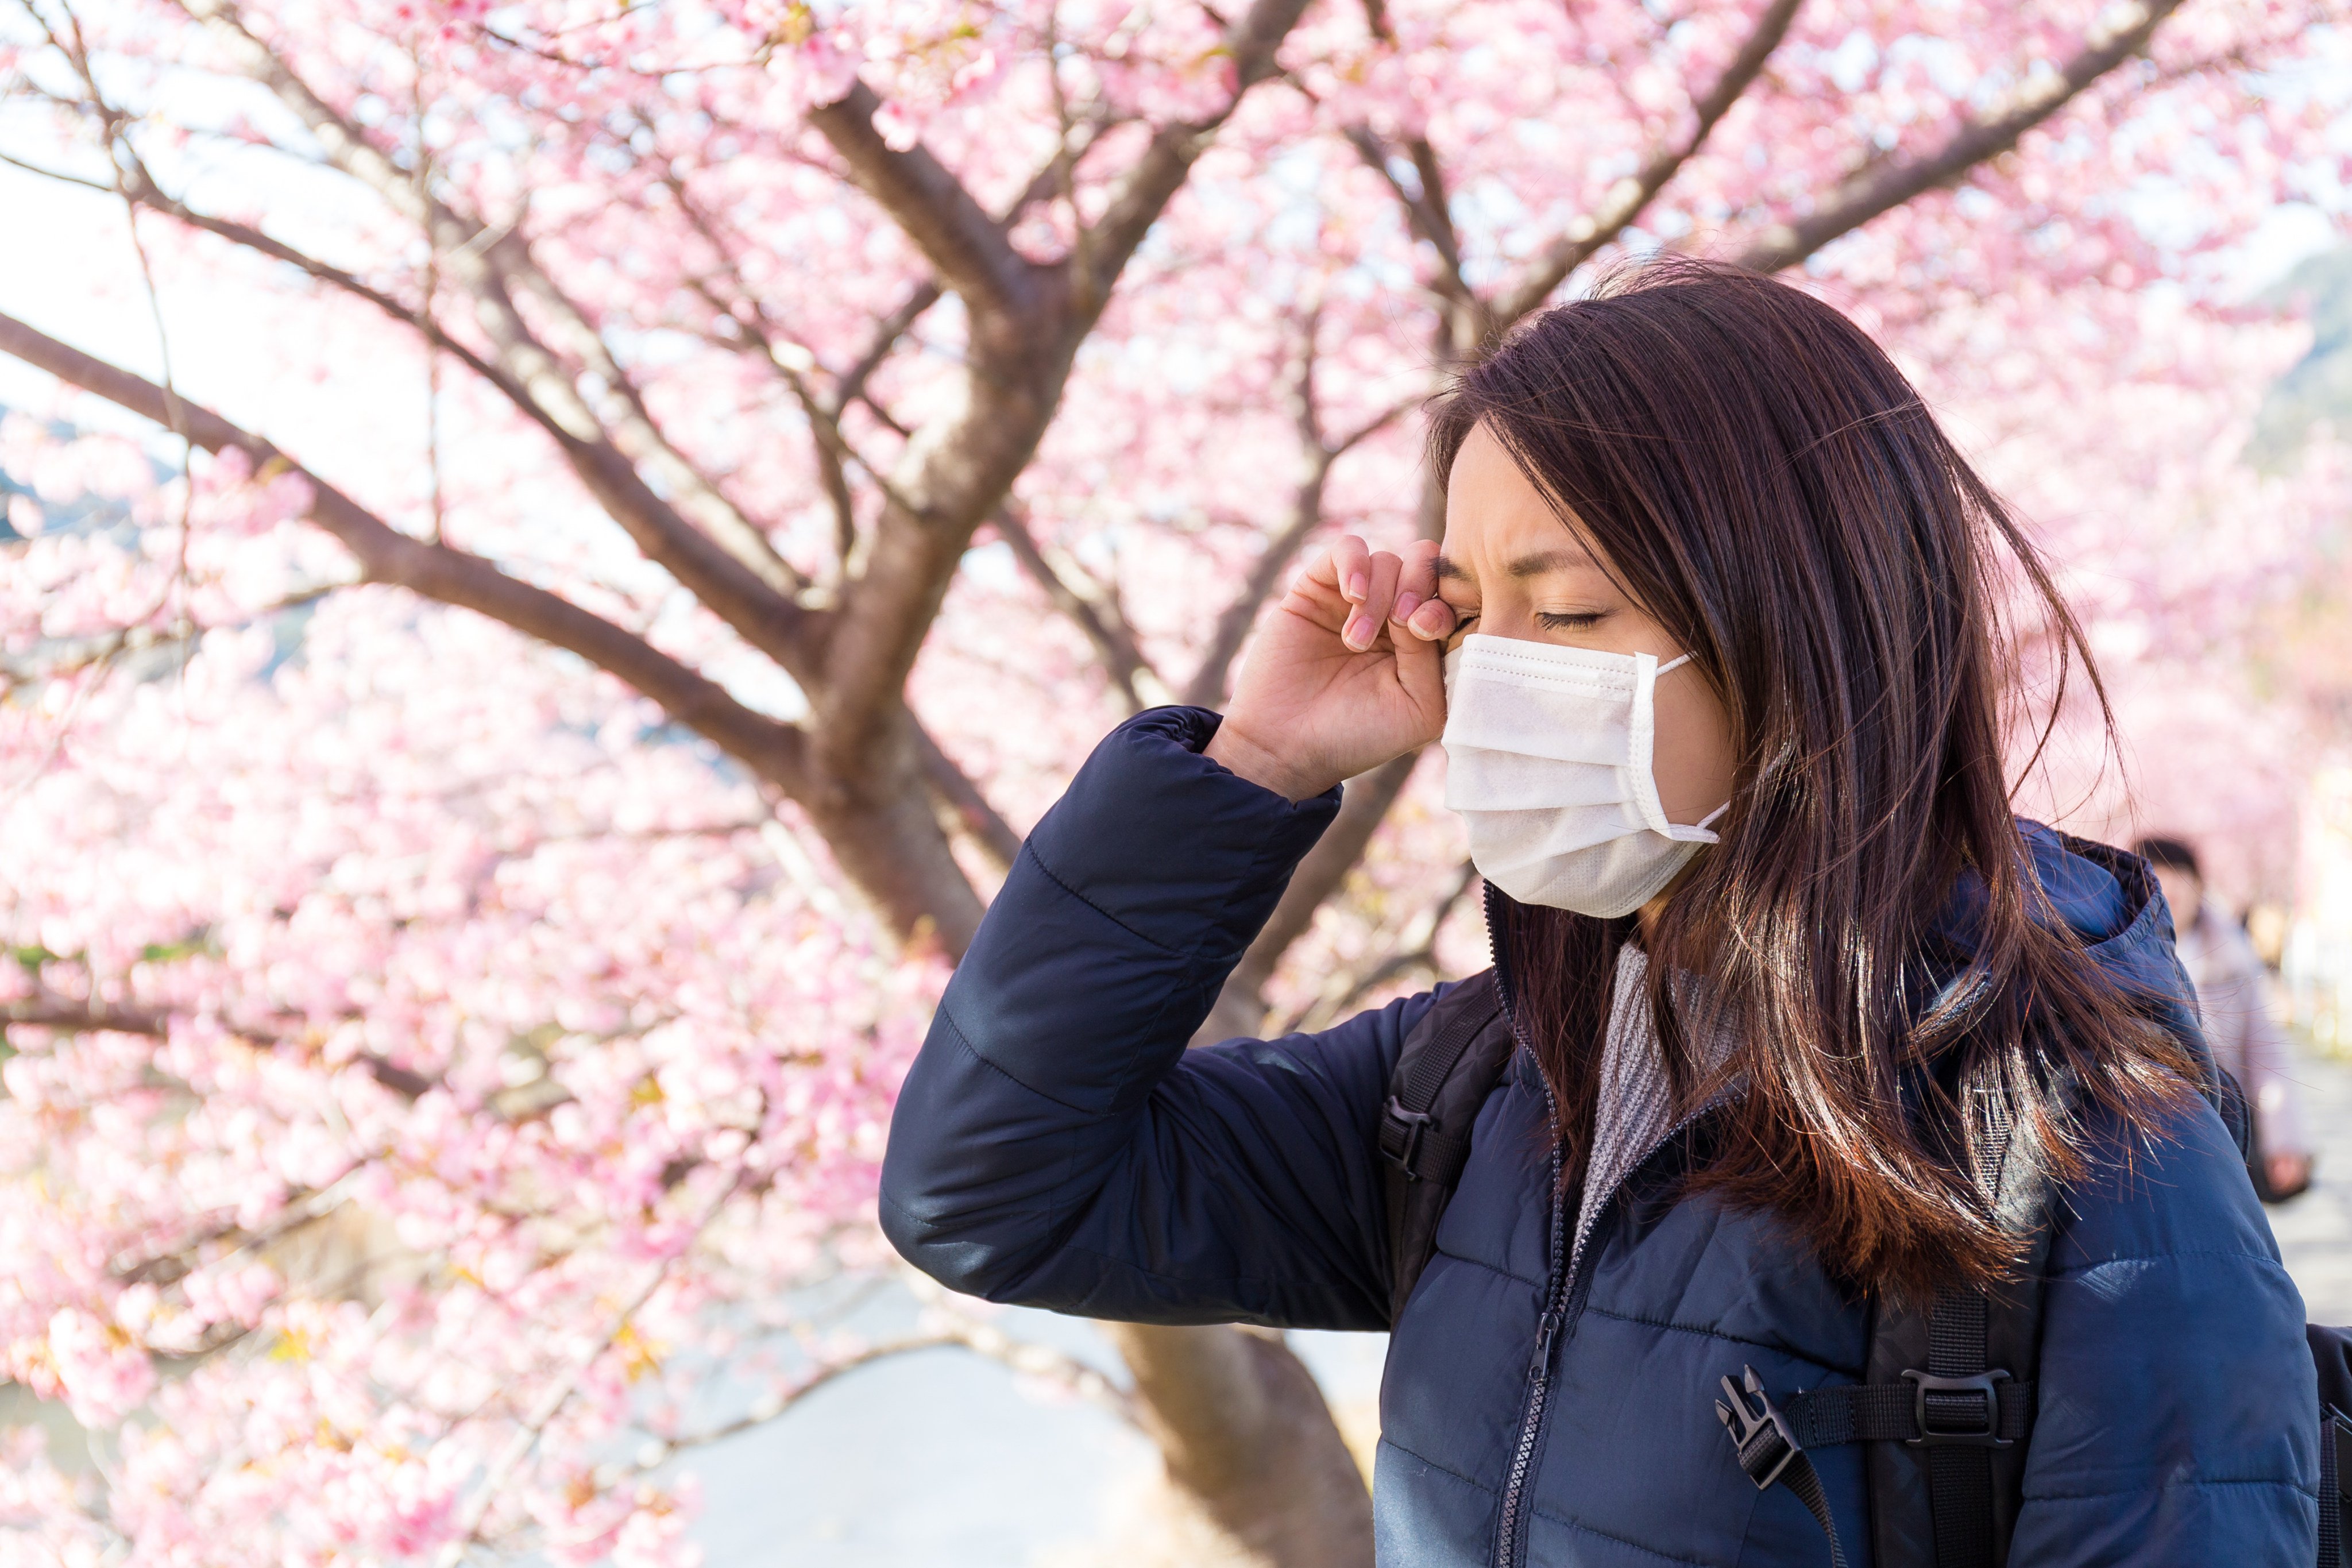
[1436,422,1737,829]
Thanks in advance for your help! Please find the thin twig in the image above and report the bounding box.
[0,582,350,687]
[444,1173,748,1561]
[411,38,447,545]
[1270,859,1478,1037]
[993,504,1171,710]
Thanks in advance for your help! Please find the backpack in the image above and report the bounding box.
[1377,970,2352,1568]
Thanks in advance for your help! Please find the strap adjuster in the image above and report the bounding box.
[1716,1366,1802,1490]
[1902,1369,2013,1447]
[1378,1096,1434,1179]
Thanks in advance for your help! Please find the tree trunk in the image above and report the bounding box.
[1102,1322,1374,1568]
[797,704,989,958]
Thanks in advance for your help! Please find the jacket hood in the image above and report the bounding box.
[1928,819,2199,1013]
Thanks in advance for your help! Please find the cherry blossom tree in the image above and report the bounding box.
[0,0,2345,1561]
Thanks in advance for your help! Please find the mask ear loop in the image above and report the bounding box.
[1633,652,1727,843]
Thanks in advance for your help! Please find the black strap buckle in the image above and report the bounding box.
[1378,1096,1434,1179]
[1716,1365,1802,1490]
[1902,1369,2013,1447]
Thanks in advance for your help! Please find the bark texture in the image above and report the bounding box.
[1104,1323,1375,1568]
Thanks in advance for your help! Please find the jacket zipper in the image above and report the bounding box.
[1492,1101,1710,1568]
[1486,881,1561,1568]
[1483,887,1722,1566]
[1493,1107,1569,1568]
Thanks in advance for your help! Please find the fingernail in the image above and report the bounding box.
[1346,573,1367,601]
[1411,603,1449,637]
[1392,591,1421,622]
[1344,615,1371,649]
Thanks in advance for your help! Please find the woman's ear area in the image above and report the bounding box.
[1648,646,1740,831]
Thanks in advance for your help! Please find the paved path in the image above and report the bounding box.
[2275,1044,2352,1324]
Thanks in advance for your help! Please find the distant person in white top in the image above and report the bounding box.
[2136,835,2314,1202]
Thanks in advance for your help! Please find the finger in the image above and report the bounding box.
[1347,551,1403,651]
[1405,594,1457,642]
[1327,534,1372,604]
[1389,539,1439,625]
[1392,596,1448,721]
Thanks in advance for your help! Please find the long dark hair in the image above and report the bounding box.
[1430,258,2195,1303]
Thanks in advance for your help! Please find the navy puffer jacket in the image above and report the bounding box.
[880,709,2320,1566]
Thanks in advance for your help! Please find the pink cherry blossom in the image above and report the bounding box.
[0,0,2344,1557]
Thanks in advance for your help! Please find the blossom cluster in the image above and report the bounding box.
[3,528,937,1561]
[0,0,2344,1558]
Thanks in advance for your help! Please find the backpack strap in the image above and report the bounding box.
[2321,1403,2347,1568]
[1717,1277,2041,1568]
[1717,1367,1851,1568]
[2316,1327,2352,1568]
[1775,1368,2034,1449]
[1378,971,1512,1325]
[2313,1324,2352,1423]
[1716,1100,2050,1568]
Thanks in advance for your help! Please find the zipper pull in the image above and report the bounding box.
[1528,1306,1564,1376]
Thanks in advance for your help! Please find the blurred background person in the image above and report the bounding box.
[2137,835,2315,1202]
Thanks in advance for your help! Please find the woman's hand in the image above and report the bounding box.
[2266,1151,2313,1200]
[1204,535,1457,800]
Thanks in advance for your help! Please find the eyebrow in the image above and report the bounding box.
[1434,546,1597,583]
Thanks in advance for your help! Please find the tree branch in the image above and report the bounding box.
[803,79,1041,322]
[0,582,347,688]
[689,111,1110,418]
[1736,0,2184,273]
[1078,0,1314,311]
[168,0,819,659]
[495,234,809,598]
[913,723,1024,875]
[2,998,167,1035]
[0,311,812,793]
[795,282,942,569]
[648,1318,1137,1465]
[806,114,1118,411]
[1269,859,1477,1037]
[802,0,1315,789]
[681,267,871,575]
[1495,0,1805,320]
[83,163,658,509]
[1184,481,1325,711]
[1184,328,1410,709]
[1191,749,1424,1045]
[1344,127,1472,306]
[993,505,1169,712]
[835,280,943,416]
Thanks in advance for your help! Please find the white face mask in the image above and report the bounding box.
[1442,634,1729,919]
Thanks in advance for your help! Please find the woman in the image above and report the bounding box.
[879,262,2318,1565]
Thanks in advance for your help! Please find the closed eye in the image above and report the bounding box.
[1536,611,1606,631]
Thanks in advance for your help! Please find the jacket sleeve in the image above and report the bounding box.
[2009,1094,2319,1565]
[878,707,1439,1331]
